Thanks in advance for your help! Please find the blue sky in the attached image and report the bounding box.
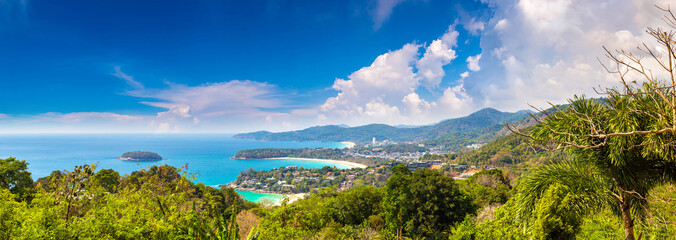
[0,0,671,133]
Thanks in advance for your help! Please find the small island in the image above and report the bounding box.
[118,151,164,161]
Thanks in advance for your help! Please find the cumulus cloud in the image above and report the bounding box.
[416,26,459,89]
[466,54,481,71]
[312,24,475,126]
[371,0,407,29]
[317,43,419,125]
[13,0,673,133]
[461,0,676,111]
[307,0,676,128]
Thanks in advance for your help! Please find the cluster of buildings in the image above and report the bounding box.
[384,159,497,180]
[344,150,429,160]
[232,166,376,194]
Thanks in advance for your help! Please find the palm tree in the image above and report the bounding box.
[514,97,676,240]
[506,7,676,239]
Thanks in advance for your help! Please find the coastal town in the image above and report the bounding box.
[228,141,500,199]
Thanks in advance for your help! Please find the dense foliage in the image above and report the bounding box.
[0,159,258,239]
[0,157,33,201]
[383,165,476,239]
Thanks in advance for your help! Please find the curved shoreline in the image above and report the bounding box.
[263,157,367,169]
[340,141,356,149]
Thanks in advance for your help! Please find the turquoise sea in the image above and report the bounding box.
[0,134,349,202]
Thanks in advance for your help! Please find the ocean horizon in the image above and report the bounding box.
[0,133,350,202]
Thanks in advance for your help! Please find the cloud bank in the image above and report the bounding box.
[306,0,676,128]
[122,73,285,132]
[463,0,675,110]
[310,25,473,126]
[5,0,676,133]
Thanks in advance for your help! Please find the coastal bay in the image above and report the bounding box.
[0,134,351,203]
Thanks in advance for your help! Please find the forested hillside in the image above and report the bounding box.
[234,108,529,146]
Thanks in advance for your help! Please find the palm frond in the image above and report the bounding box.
[515,160,615,233]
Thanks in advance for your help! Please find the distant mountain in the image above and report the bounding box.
[234,108,530,145]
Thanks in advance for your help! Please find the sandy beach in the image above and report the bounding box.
[286,193,307,204]
[265,157,367,169]
[340,141,356,149]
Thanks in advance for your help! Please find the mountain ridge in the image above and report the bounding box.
[234,108,530,144]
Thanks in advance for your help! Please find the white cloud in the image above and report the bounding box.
[402,93,435,116]
[317,43,420,125]
[464,17,485,35]
[0,113,9,119]
[106,67,291,132]
[416,26,459,89]
[308,0,676,128]
[494,19,508,30]
[125,79,284,132]
[372,0,407,29]
[12,0,675,134]
[312,24,476,126]
[466,54,482,71]
[461,0,676,111]
[319,42,420,118]
[438,83,472,112]
[148,105,196,133]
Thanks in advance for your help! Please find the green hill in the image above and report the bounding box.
[234,108,529,146]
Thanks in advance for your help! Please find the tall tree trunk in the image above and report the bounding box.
[621,200,635,240]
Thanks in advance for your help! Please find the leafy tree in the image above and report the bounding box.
[0,189,23,239]
[34,170,64,191]
[91,168,120,193]
[449,198,527,240]
[460,169,512,207]
[530,183,582,240]
[382,165,476,239]
[54,164,95,223]
[0,157,33,201]
[326,185,383,226]
[513,96,676,240]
